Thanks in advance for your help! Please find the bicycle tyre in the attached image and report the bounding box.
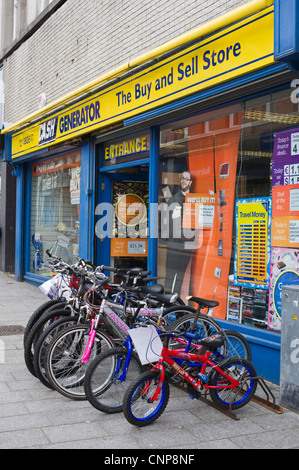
[209,357,257,410]
[46,324,114,400]
[161,305,196,329]
[33,316,80,389]
[222,330,251,362]
[23,299,66,345]
[123,370,170,427]
[84,346,143,413]
[24,308,73,377]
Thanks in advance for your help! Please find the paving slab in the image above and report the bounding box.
[0,271,299,451]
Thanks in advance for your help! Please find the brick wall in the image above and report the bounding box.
[3,0,249,123]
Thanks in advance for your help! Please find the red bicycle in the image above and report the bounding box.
[123,297,257,427]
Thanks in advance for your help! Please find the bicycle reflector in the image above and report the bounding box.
[69,275,80,290]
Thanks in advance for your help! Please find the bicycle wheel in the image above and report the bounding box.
[23,299,66,345]
[24,308,73,377]
[165,313,222,350]
[84,346,143,413]
[221,330,251,361]
[123,370,170,427]
[209,357,257,410]
[33,316,80,389]
[46,324,114,400]
[161,305,196,329]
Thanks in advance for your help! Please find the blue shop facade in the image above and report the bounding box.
[2,0,299,384]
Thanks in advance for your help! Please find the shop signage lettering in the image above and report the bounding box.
[239,211,266,218]
[59,101,101,133]
[104,136,148,160]
[119,42,241,104]
[38,117,58,145]
[10,6,274,158]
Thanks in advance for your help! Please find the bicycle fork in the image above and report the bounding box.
[80,319,96,364]
[80,298,108,365]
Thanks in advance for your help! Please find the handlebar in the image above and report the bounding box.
[99,265,119,273]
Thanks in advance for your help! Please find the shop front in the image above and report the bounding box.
[2,0,299,383]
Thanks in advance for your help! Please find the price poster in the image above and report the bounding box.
[110,238,147,257]
[271,129,299,248]
[272,184,299,247]
[234,197,272,288]
[272,128,299,187]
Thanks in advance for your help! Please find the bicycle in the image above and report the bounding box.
[122,296,257,427]
[44,272,180,400]
[83,297,250,413]
[44,275,137,400]
[166,313,251,361]
[31,263,178,392]
[23,256,97,377]
[23,252,95,346]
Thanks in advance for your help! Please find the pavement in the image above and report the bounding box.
[1,271,299,452]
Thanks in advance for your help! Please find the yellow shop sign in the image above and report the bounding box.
[11,6,274,158]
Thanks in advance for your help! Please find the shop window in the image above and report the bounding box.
[158,87,299,333]
[29,151,81,276]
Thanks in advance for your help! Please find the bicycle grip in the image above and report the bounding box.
[100,265,118,272]
[139,270,152,277]
[184,331,200,341]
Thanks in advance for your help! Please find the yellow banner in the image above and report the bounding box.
[11,7,274,158]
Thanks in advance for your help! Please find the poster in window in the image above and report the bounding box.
[234,197,272,289]
[70,166,81,204]
[271,184,299,247]
[272,128,299,187]
[268,247,299,331]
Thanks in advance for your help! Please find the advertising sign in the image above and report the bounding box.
[70,166,81,205]
[271,128,299,248]
[182,193,216,229]
[110,238,147,257]
[234,197,272,288]
[115,194,147,226]
[268,247,299,331]
[10,7,274,158]
[272,128,299,187]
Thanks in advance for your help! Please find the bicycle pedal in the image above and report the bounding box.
[189,393,200,399]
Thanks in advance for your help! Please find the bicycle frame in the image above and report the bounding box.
[80,295,132,365]
[149,346,241,402]
[173,335,223,355]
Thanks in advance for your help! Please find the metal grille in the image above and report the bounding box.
[0,325,25,336]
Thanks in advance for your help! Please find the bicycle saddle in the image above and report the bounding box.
[137,284,164,294]
[147,292,178,304]
[200,334,224,351]
[186,296,219,309]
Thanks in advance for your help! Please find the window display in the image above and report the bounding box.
[158,88,299,332]
[29,151,81,275]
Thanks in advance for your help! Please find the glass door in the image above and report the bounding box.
[111,177,149,271]
[96,168,149,272]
